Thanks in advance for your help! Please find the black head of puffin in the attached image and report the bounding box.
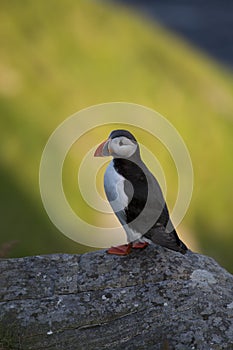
[109,129,137,142]
[94,129,139,159]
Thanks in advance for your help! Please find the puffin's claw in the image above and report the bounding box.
[132,242,149,249]
[107,244,132,256]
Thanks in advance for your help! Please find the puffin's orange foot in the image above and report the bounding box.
[132,242,149,249]
[107,244,132,256]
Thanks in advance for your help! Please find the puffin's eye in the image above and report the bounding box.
[119,140,124,146]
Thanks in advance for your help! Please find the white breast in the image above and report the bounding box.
[104,161,143,243]
[104,161,128,212]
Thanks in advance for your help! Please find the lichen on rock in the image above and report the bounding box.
[0,244,233,349]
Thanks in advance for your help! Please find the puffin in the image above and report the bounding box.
[94,129,188,256]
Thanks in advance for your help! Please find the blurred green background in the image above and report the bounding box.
[0,0,233,272]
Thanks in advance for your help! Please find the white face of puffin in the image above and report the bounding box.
[109,136,137,158]
[94,134,138,159]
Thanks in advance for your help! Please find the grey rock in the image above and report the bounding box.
[0,245,233,350]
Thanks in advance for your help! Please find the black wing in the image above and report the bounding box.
[145,225,187,254]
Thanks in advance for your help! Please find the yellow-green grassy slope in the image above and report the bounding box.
[0,0,233,270]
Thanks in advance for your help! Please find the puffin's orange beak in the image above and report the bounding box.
[94,139,110,157]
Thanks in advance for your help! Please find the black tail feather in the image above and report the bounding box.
[145,226,188,254]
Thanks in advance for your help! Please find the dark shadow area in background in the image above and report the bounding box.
[0,167,91,258]
[113,0,233,68]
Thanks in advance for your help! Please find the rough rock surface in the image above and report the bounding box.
[0,245,233,350]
